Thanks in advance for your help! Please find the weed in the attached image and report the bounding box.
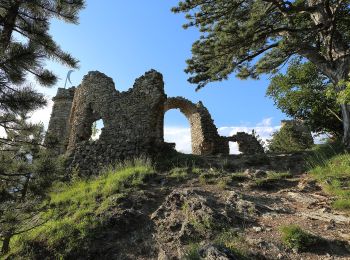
[231,173,249,182]
[168,167,188,181]
[217,178,229,189]
[310,154,350,212]
[280,225,318,251]
[183,243,201,260]
[191,167,202,175]
[189,214,214,233]
[214,229,249,259]
[253,172,291,189]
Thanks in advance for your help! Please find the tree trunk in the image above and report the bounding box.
[0,2,20,49]
[341,104,350,147]
[1,233,12,255]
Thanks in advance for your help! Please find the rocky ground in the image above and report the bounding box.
[81,162,350,260]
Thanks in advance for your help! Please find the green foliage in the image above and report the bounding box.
[280,225,318,251]
[268,122,314,153]
[310,153,350,211]
[0,116,65,255]
[335,80,350,104]
[7,158,154,258]
[0,0,85,144]
[267,61,342,137]
[173,1,350,90]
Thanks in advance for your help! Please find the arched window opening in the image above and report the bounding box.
[90,119,104,141]
[164,109,191,154]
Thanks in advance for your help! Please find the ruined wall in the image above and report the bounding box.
[65,70,166,174]
[45,87,75,154]
[47,69,264,175]
[164,97,228,155]
[227,132,265,155]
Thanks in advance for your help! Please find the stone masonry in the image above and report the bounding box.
[46,70,264,174]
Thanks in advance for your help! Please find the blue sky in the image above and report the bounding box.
[30,0,287,153]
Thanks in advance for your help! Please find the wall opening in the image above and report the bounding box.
[90,119,104,141]
[164,109,191,154]
[229,141,241,155]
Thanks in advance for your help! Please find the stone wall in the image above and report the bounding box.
[164,97,228,155]
[45,87,75,154]
[65,70,167,174]
[227,132,265,155]
[46,69,263,174]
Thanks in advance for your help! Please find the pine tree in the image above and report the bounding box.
[0,115,64,254]
[0,0,85,143]
[173,0,350,146]
[0,1,84,254]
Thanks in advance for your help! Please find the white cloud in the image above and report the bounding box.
[218,117,281,145]
[0,98,54,138]
[165,118,282,154]
[164,126,191,154]
[29,99,54,129]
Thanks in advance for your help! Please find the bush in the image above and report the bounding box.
[268,121,314,153]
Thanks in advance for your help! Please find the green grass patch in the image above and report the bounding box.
[280,225,318,251]
[310,153,350,211]
[214,229,249,259]
[168,167,188,180]
[307,141,346,169]
[7,158,154,258]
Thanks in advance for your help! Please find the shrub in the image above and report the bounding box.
[267,122,314,153]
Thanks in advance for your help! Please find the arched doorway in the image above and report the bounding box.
[163,97,228,155]
[164,109,192,153]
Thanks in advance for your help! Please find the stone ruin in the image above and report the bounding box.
[46,70,264,174]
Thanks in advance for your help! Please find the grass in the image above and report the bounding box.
[7,157,154,258]
[214,229,249,259]
[231,173,249,182]
[252,171,292,189]
[183,243,201,260]
[168,167,189,180]
[309,153,350,211]
[280,224,318,251]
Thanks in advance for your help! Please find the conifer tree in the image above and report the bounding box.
[0,1,84,254]
[173,0,350,146]
[0,115,64,254]
[0,0,85,142]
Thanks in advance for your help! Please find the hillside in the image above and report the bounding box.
[3,153,350,260]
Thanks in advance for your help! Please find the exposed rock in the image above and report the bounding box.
[297,175,322,192]
[298,208,350,224]
[199,244,240,260]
